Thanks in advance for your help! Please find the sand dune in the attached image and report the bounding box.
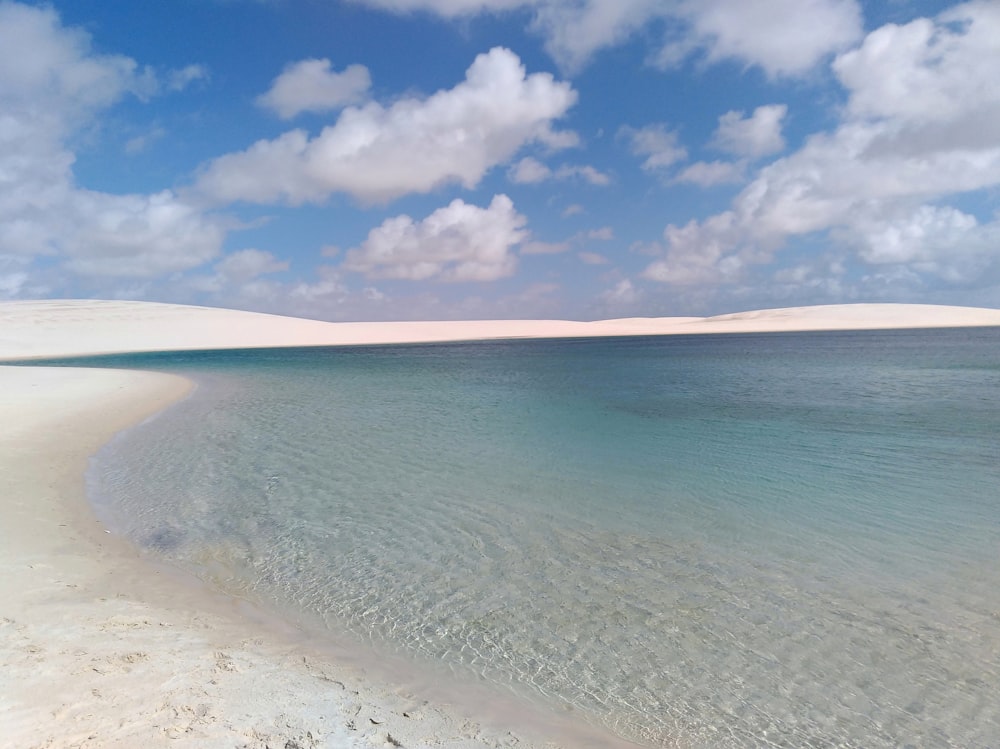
[2,299,1000,361]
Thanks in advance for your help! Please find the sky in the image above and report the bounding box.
[1,0,998,321]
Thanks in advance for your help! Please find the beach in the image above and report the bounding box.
[3,300,1000,748]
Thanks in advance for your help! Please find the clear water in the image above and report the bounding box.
[65,329,1000,747]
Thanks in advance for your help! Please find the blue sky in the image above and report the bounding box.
[1,0,998,320]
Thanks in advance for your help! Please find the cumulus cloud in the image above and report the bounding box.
[342,194,527,281]
[168,64,209,91]
[188,248,290,295]
[257,59,371,119]
[579,251,609,265]
[833,2,1000,126]
[521,240,570,255]
[644,2,1000,292]
[563,164,611,185]
[586,226,614,240]
[643,211,748,285]
[124,126,167,155]
[675,160,745,187]
[600,278,641,306]
[712,105,787,158]
[216,248,290,282]
[530,0,666,73]
[508,156,610,185]
[0,2,148,126]
[197,47,577,205]
[0,2,225,288]
[657,0,862,77]
[851,205,1000,283]
[0,260,29,298]
[62,191,224,277]
[508,156,553,183]
[350,0,861,76]
[347,0,529,14]
[621,124,687,172]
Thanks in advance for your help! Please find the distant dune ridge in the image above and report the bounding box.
[2,299,1000,361]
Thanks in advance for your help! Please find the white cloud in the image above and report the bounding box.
[349,0,861,77]
[508,157,610,185]
[586,226,614,240]
[833,2,1000,126]
[289,266,349,304]
[189,248,290,294]
[712,105,787,158]
[62,190,225,278]
[0,270,28,298]
[675,160,745,187]
[851,205,1000,283]
[621,123,687,171]
[258,59,371,119]
[856,206,976,266]
[125,126,167,155]
[168,64,208,92]
[530,0,665,73]
[579,251,609,265]
[657,0,863,77]
[644,2,1000,291]
[197,48,577,205]
[347,0,530,15]
[342,194,527,281]
[643,211,749,285]
[560,164,611,185]
[0,3,147,126]
[0,2,226,287]
[215,248,290,282]
[521,240,569,255]
[600,278,641,305]
[508,156,552,183]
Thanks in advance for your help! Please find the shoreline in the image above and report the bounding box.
[4,300,1000,747]
[0,364,638,748]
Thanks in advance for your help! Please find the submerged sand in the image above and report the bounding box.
[2,299,1000,748]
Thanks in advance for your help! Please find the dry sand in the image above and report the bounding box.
[3,299,1000,360]
[2,299,1000,748]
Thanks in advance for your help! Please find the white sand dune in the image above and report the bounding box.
[3,299,1000,360]
[2,299,999,748]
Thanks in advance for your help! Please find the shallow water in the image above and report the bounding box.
[71,329,1000,746]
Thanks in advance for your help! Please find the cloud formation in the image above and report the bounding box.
[675,160,745,187]
[0,2,225,292]
[508,157,610,185]
[643,1,1000,292]
[620,124,687,172]
[342,194,527,281]
[350,0,862,75]
[656,0,862,77]
[197,48,576,205]
[712,105,787,158]
[257,59,372,119]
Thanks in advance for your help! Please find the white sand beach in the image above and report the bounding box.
[3,299,1000,748]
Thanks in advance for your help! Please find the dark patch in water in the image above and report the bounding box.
[144,526,185,551]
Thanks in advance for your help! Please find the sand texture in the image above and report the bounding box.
[2,299,1000,748]
[3,299,1000,360]
[2,365,630,749]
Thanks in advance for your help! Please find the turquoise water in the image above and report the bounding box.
[66,329,1000,746]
